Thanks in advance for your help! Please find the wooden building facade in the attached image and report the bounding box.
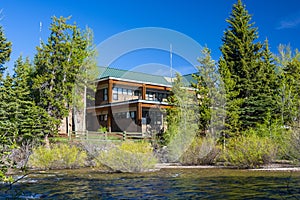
[86,67,174,133]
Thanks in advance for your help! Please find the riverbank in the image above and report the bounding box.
[155,163,300,171]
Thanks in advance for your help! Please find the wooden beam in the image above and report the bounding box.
[108,79,113,103]
[141,103,172,109]
[112,79,143,87]
[137,102,142,132]
[142,84,146,100]
[107,107,112,133]
[146,84,171,91]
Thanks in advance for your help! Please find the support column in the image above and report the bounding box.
[137,103,142,132]
[107,107,112,133]
[142,84,146,100]
[108,79,113,103]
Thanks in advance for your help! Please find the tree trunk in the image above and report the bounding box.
[44,134,50,149]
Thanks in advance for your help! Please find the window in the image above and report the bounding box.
[103,88,108,101]
[113,87,118,100]
[146,91,168,101]
[130,111,136,119]
[118,88,123,94]
[127,89,132,95]
[99,114,107,122]
[134,90,141,97]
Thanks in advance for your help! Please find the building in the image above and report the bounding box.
[86,67,177,134]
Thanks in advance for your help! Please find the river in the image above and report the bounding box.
[1,168,300,199]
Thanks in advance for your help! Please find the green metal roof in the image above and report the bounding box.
[98,66,173,86]
[98,66,197,87]
[182,73,198,86]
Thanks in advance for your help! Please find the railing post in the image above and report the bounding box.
[105,131,107,140]
[86,130,89,140]
[68,131,72,141]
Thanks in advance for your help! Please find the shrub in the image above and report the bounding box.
[224,134,277,168]
[95,141,157,172]
[288,127,300,163]
[253,121,290,159]
[28,143,87,169]
[180,137,220,165]
[77,141,116,167]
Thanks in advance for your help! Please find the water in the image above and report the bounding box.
[1,168,300,199]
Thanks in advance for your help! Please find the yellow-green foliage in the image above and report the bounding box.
[224,135,277,169]
[118,141,153,153]
[180,137,220,165]
[288,128,300,162]
[28,143,87,169]
[0,171,13,183]
[96,141,157,172]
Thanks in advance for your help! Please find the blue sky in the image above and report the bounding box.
[1,0,300,76]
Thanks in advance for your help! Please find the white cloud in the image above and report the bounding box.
[277,12,300,30]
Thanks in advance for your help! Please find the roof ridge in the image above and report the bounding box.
[99,66,171,78]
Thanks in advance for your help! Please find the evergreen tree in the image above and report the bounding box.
[165,73,198,161]
[192,47,225,136]
[32,16,97,141]
[284,53,300,127]
[164,74,185,144]
[219,0,272,133]
[13,56,43,143]
[0,75,18,143]
[258,40,280,120]
[72,27,98,132]
[0,26,11,75]
[0,24,13,181]
[276,45,300,126]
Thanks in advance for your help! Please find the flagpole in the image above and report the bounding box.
[39,21,42,47]
[170,44,173,83]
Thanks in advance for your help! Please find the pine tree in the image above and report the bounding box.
[0,26,11,75]
[164,74,185,144]
[0,24,13,181]
[72,27,98,132]
[219,0,264,132]
[32,16,97,141]
[276,45,300,126]
[192,47,225,136]
[13,56,43,143]
[258,40,280,120]
[165,73,198,161]
[0,75,18,143]
[285,53,300,126]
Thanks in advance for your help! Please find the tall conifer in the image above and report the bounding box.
[0,26,11,75]
[219,0,272,132]
[13,56,43,142]
[32,16,97,141]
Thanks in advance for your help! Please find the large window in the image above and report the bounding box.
[113,87,118,100]
[99,114,107,122]
[103,88,108,101]
[142,110,162,125]
[146,91,168,101]
[112,87,140,100]
[134,90,141,97]
[114,111,136,120]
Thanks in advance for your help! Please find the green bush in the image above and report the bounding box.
[180,137,220,165]
[288,128,300,163]
[28,143,87,169]
[96,141,157,172]
[252,121,290,159]
[224,134,277,168]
